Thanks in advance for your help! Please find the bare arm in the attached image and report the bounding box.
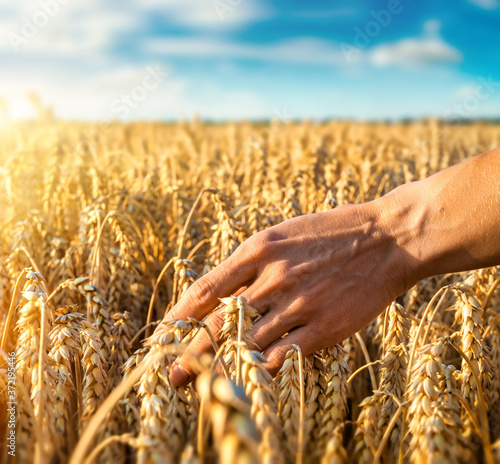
[378,147,500,281]
[163,147,500,385]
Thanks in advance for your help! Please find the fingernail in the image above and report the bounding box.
[170,363,190,386]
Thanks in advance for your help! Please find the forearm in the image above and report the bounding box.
[375,148,500,287]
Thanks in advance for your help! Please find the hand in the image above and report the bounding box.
[158,148,500,386]
[164,200,417,386]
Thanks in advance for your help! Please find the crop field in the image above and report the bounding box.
[0,119,499,464]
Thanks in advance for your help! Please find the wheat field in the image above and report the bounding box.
[0,118,499,464]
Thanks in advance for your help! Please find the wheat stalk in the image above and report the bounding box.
[456,289,492,435]
[15,270,58,461]
[138,319,194,462]
[316,345,349,460]
[240,344,284,464]
[277,344,303,461]
[219,296,258,377]
[79,318,108,429]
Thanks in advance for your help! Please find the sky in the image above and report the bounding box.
[0,0,499,122]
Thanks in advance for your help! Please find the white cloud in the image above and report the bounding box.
[0,3,139,55]
[467,0,499,9]
[370,21,463,67]
[371,38,462,67]
[144,36,345,65]
[144,19,463,70]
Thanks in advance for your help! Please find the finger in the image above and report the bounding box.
[170,275,270,386]
[237,283,273,315]
[172,280,280,384]
[250,308,299,352]
[237,262,293,313]
[262,326,321,378]
[168,248,258,323]
[232,284,249,297]
[170,308,226,386]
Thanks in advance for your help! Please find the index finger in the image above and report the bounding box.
[167,246,258,322]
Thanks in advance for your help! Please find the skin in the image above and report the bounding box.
[158,147,500,386]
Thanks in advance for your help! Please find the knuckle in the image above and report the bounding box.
[233,228,282,266]
[268,258,289,276]
[286,294,318,325]
[286,305,306,325]
[229,242,245,260]
[206,311,225,334]
[287,263,313,284]
[289,294,310,312]
[188,277,215,306]
[263,287,286,308]
[248,231,273,258]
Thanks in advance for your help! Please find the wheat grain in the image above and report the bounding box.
[15,270,59,460]
[240,344,284,464]
[278,344,303,460]
[456,289,492,436]
[79,318,108,429]
[219,296,258,377]
[317,345,349,460]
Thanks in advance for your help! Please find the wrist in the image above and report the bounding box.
[371,174,480,287]
[370,180,437,289]
[363,149,500,294]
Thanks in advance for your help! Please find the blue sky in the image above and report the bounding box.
[0,0,499,121]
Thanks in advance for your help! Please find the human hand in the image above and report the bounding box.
[162,199,418,386]
[154,148,500,386]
